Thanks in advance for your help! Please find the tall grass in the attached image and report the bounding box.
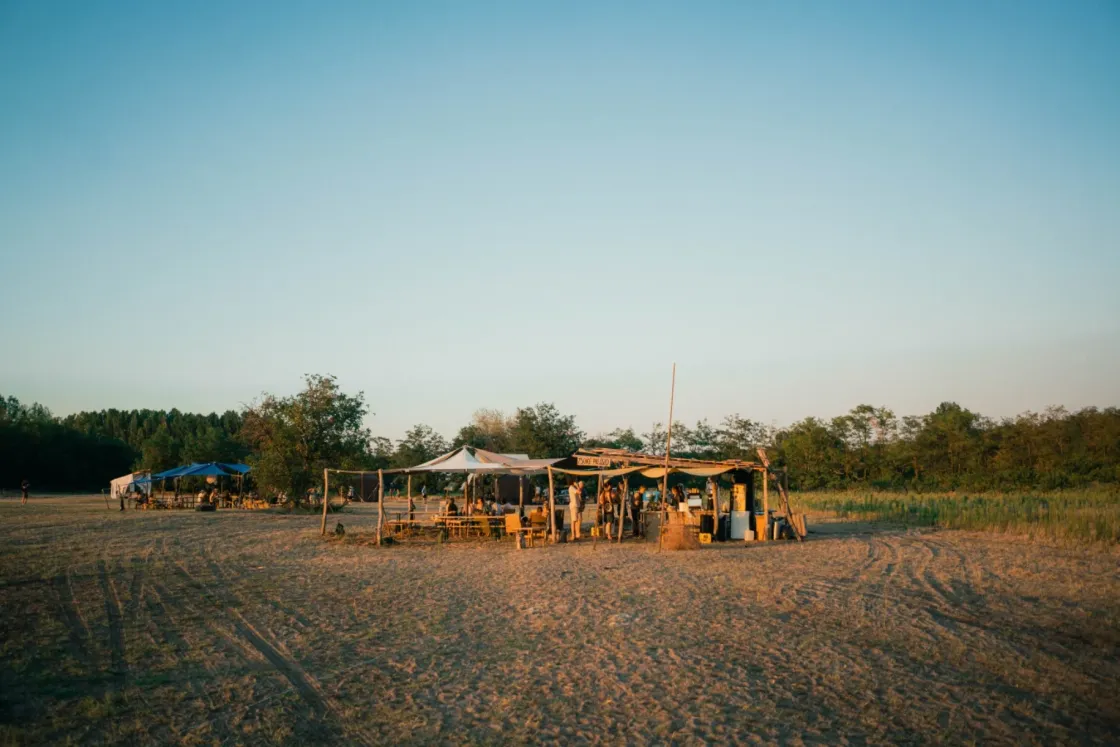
[789,487,1120,544]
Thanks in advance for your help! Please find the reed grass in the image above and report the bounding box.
[789,486,1120,543]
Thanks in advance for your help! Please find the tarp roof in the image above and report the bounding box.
[395,446,560,474]
[547,449,759,478]
[152,462,251,480]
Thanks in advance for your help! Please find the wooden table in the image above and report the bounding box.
[432,516,505,539]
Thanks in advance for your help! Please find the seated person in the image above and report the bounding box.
[445,497,460,517]
[528,506,547,528]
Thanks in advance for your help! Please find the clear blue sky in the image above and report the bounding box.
[2,1,1118,441]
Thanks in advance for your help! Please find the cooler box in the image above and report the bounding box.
[729,511,752,540]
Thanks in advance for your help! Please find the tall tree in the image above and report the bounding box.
[454,409,513,451]
[507,403,583,457]
[240,375,372,498]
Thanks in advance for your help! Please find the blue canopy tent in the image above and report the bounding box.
[150,462,252,508]
[152,462,250,479]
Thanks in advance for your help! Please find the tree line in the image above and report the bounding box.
[3,379,1118,494]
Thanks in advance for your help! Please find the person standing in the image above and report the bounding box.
[21,479,30,505]
[599,483,615,538]
[630,487,644,538]
[568,481,583,539]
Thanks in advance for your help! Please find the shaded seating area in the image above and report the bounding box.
[144,462,252,510]
[324,446,560,544]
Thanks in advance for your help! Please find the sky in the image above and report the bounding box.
[1,0,1118,441]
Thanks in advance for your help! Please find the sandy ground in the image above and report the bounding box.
[1,496,1118,745]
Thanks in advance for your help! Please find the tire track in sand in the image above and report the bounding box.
[52,571,96,677]
[96,560,127,683]
[124,554,148,623]
[170,558,367,745]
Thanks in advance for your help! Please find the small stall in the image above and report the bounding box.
[546,447,803,547]
[109,471,152,508]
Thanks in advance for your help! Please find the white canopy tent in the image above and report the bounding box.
[322,447,563,540]
[406,446,559,475]
[110,472,151,500]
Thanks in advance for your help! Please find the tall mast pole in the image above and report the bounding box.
[658,363,676,552]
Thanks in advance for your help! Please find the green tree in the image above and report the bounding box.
[715,415,767,460]
[584,427,644,451]
[139,425,180,472]
[240,375,372,498]
[180,425,247,464]
[393,424,448,467]
[391,424,449,492]
[507,403,583,457]
[454,409,513,451]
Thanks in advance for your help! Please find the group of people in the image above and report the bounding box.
[432,478,695,540]
[442,495,517,518]
[567,480,645,540]
[196,488,230,505]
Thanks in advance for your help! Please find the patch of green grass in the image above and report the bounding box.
[790,487,1120,543]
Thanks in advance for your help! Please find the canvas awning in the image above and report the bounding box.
[110,472,152,498]
[395,446,560,475]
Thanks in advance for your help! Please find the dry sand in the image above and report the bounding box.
[1,496,1118,745]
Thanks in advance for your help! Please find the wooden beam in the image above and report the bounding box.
[547,467,556,543]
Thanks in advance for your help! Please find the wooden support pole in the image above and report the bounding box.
[618,477,628,543]
[596,473,603,537]
[709,478,717,541]
[320,468,330,535]
[407,474,413,522]
[377,469,385,546]
[518,476,524,517]
[547,467,556,543]
[596,474,603,533]
[761,467,769,542]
